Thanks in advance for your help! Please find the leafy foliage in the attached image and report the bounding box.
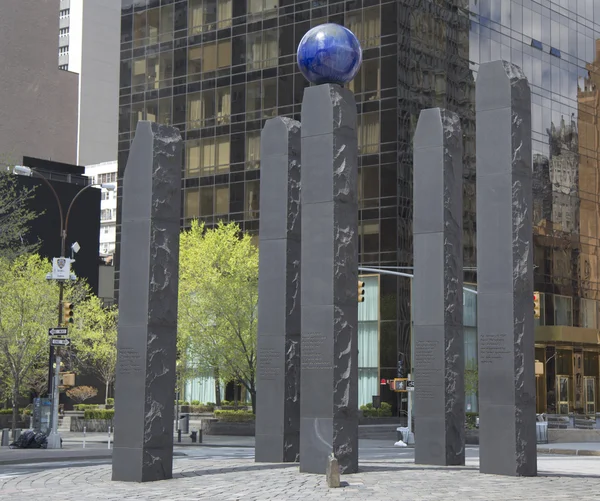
[0,170,40,260]
[66,385,98,403]
[214,410,255,422]
[0,254,57,429]
[84,409,114,420]
[70,296,118,405]
[360,401,393,417]
[178,221,259,413]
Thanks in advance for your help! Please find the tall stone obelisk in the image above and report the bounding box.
[299,82,359,475]
[255,117,301,463]
[413,108,465,466]
[476,60,537,476]
[112,121,182,482]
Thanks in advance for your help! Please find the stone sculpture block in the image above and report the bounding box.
[476,60,537,477]
[413,108,465,466]
[300,84,359,475]
[112,121,182,482]
[256,117,301,463]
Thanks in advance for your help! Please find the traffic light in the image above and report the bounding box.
[62,301,74,325]
[533,292,541,319]
[358,280,365,303]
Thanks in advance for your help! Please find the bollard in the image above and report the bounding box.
[83,426,86,449]
[177,429,181,443]
[1,429,9,446]
[198,427,202,444]
[326,454,341,488]
[190,430,197,443]
[108,426,112,449]
[12,429,21,442]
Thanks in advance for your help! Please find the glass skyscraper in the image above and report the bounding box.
[117,0,600,417]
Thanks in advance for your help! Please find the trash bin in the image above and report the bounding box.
[179,414,189,434]
[1,429,9,446]
[536,421,548,444]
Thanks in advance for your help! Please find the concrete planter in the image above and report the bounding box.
[465,428,479,445]
[358,416,403,426]
[70,418,114,432]
[201,419,255,436]
[0,415,28,429]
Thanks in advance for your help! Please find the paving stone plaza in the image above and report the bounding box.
[3,455,600,500]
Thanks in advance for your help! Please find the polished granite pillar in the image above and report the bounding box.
[413,107,465,466]
[255,117,301,463]
[112,121,182,482]
[476,60,537,477]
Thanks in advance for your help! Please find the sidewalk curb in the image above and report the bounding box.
[0,451,112,466]
[0,450,191,466]
[537,447,600,456]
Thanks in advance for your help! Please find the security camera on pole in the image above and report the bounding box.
[11,164,116,449]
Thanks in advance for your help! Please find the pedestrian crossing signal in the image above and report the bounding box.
[358,280,365,303]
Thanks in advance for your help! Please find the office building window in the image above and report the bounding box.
[159,4,174,42]
[189,0,232,33]
[133,12,147,48]
[98,173,117,184]
[246,31,278,70]
[147,8,160,45]
[216,87,231,125]
[59,28,69,36]
[346,6,380,49]
[245,132,261,170]
[59,64,68,71]
[185,188,200,219]
[200,186,214,216]
[59,47,69,56]
[245,180,260,220]
[215,185,229,215]
[247,0,278,21]
[59,9,70,19]
[188,90,216,129]
[554,295,573,327]
[358,112,380,154]
[581,298,597,329]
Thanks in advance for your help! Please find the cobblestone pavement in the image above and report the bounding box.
[2,455,600,500]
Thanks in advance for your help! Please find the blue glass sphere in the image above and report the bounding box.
[297,23,362,85]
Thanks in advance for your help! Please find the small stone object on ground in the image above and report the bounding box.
[394,440,407,448]
[326,453,341,488]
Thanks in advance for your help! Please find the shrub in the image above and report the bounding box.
[107,398,115,406]
[0,408,31,416]
[74,404,100,411]
[466,412,478,429]
[360,401,392,418]
[67,386,98,403]
[191,400,200,406]
[214,410,255,422]
[190,403,215,413]
[0,409,12,415]
[84,409,115,420]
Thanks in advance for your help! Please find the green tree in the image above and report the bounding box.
[0,170,39,259]
[70,295,118,405]
[0,254,57,430]
[179,221,259,413]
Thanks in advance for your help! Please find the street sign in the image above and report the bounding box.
[48,327,68,336]
[51,257,72,280]
[50,338,70,347]
[407,380,415,392]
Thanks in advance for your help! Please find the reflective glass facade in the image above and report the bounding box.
[117,0,600,415]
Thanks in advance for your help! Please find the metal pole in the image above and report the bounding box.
[47,354,62,449]
[108,426,112,449]
[83,426,86,449]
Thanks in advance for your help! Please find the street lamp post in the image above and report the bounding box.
[12,165,115,448]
